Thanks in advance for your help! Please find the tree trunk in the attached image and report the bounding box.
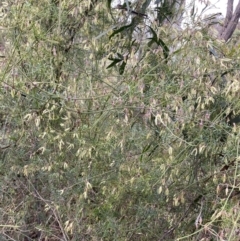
[220,0,240,42]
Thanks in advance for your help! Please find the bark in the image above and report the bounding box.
[223,0,234,29]
[220,0,240,42]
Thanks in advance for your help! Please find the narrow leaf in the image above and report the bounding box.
[106,0,112,10]
[119,61,127,75]
[106,58,122,69]
[109,24,133,39]
[158,38,169,59]
[148,26,158,43]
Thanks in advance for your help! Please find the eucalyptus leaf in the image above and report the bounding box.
[109,23,133,39]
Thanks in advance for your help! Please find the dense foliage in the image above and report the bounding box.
[1,1,240,240]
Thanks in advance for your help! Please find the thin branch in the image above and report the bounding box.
[115,4,148,18]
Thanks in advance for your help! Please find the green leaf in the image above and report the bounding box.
[147,26,158,46]
[109,24,133,39]
[147,26,169,59]
[106,0,112,11]
[119,61,127,75]
[158,38,169,59]
[106,58,122,69]
[117,53,124,59]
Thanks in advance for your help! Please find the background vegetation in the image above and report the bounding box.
[1,0,240,240]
